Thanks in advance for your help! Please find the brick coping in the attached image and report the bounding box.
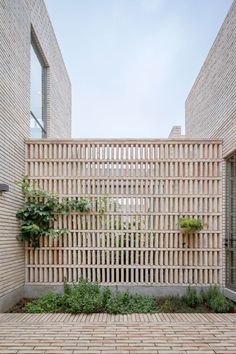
[1,313,236,323]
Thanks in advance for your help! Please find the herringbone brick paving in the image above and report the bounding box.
[0,313,236,353]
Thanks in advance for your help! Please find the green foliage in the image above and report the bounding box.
[102,287,113,307]
[23,280,236,315]
[178,217,203,233]
[204,285,220,302]
[63,279,107,314]
[96,197,108,216]
[16,177,91,248]
[26,279,157,314]
[205,286,234,313]
[160,298,174,313]
[208,294,231,313]
[60,198,91,214]
[105,291,156,314]
[183,286,203,308]
[63,280,156,314]
[158,295,203,313]
[26,292,64,313]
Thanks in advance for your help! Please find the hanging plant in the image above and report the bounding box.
[178,217,203,234]
[16,177,91,248]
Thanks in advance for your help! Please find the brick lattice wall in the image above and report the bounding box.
[25,139,223,287]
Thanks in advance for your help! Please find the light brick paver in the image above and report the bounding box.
[0,313,236,353]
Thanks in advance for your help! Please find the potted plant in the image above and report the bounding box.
[178,217,203,234]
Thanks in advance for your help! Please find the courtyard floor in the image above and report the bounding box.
[0,313,236,354]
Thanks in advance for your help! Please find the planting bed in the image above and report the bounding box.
[8,280,236,315]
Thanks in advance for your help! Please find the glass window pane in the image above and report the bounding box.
[30,113,43,138]
[30,45,43,122]
[30,42,47,138]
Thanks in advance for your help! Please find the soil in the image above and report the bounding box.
[7,298,32,313]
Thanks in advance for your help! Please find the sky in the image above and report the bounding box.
[45,0,233,138]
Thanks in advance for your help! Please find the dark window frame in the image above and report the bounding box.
[30,26,49,138]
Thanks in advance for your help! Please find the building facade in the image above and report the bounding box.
[185,0,236,297]
[0,0,71,311]
[185,0,236,158]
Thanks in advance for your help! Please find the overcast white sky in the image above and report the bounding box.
[45,0,232,138]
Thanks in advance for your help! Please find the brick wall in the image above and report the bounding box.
[168,126,183,139]
[185,0,236,290]
[30,0,71,137]
[185,0,236,158]
[25,139,223,293]
[0,0,71,310]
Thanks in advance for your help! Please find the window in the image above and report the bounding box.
[30,41,47,138]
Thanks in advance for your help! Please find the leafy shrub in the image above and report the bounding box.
[26,292,64,313]
[184,286,203,308]
[208,294,232,313]
[26,279,157,314]
[24,281,235,315]
[63,280,108,313]
[159,294,207,313]
[178,217,203,233]
[204,285,220,302]
[102,287,113,307]
[105,291,156,314]
[204,286,233,313]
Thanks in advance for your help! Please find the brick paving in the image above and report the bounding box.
[0,313,236,353]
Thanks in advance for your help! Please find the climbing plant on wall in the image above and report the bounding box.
[16,177,91,248]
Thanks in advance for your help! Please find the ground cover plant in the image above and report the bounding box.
[25,280,157,314]
[8,280,235,314]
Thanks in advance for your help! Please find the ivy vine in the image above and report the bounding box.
[16,177,91,248]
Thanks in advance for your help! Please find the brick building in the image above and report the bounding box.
[185,0,236,297]
[0,0,71,310]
